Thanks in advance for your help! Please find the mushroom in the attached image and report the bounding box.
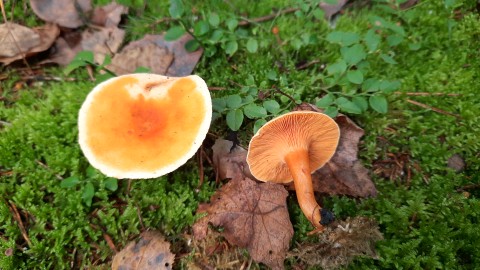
[78,73,212,179]
[246,111,340,230]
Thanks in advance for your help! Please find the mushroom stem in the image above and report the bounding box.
[284,149,323,229]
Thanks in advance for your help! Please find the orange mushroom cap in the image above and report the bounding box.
[78,73,212,179]
[247,111,340,183]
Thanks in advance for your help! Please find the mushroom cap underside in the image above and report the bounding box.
[246,111,340,183]
[78,73,212,179]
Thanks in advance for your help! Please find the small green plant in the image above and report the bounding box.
[64,51,116,82]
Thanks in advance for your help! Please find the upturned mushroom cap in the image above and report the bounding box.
[78,73,212,179]
[247,111,340,183]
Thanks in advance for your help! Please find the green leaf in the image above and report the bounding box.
[60,176,80,188]
[165,26,185,41]
[243,104,267,119]
[185,39,201,52]
[169,0,184,19]
[352,96,368,111]
[104,178,118,192]
[226,18,238,31]
[364,29,381,52]
[74,50,94,63]
[226,109,244,131]
[369,95,388,113]
[246,39,258,53]
[209,13,220,27]
[64,60,87,75]
[226,94,242,109]
[363,78,381,92]
[194,20,210,36]
[379,80,401,93]
[95,73,115,83]
[341,44,366,66]
[225,40,238,56]
[267,70,277,81]
[326,31,360,46]
[134,66,151,73]
[82,182,95,207]
[409,43,421,51]
[312,9,325,20]
[209,29,224,43]
[347,70,364,84]
[337,97,362,114]
[263,100,280,114]
[316,93,335,108]
[253,118,267,134]
[326,60,347,75]
[212,98,227,112]
[324,106,339,118]
[387,34,404,47]
[380,53,397,64]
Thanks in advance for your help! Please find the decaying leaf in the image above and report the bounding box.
[211,139,254,182]
[290,103,378,197]
[30,0,92,28]
[91,2,129,28]
[112,231,175,270]
[0,23,60,65]
[108,33,203,76]
[81,27,125,64]
[288,216,383,270]
[193,177,293,270]
[320,0,348,20]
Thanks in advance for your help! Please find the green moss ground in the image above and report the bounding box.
[1,0,480,269]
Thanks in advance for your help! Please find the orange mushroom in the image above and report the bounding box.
[78,73,212,179]
[246,111,340,230]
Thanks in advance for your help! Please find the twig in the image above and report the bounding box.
[197,146,205,190]
[103,233,117,253]
[35,160,63,180]
[208,86,227,91]
[274,87,298,104]
[136,203,145,230]
[406,99,461,118]
[238,7,299,26]
[7,201,32,246]
[395,92,461,97]
[296,60,322,70]
[456,184,480,192]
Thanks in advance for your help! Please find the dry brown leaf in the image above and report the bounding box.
[30,0,92,28]
[193,177,293,270]
[0,23,59,65]
[112,231,175,270]
[91,2,129,28]
[288,216,383,270]
[291,103,378,198]
[320,0,348,20]
[211,139,254,181]
[81,27,125,64]
[108,33,203,76]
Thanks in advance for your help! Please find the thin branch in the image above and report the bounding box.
[7,201,32,246]
[395,92,461,97]
[238,7,299,26]
[406,99,461,118]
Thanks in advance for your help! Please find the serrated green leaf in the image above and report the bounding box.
[225,40,238,56]
[316,93,335,108]
[324,106,339,118]
[352,96,368,111]
[226,95,242,109]
[341,44,366,66]
[60,176,80,188]
[226,18,238,31]
[194,20,210,36]
[380,54,397,64]
[185,39,201,52]
[104,178,118,192]
[263,100,280,114]
[369,95,388,113]
[243,103,267,119]
[165,26,185,41]
[326,60,347,75]
[82,182,95,207]
[209,13,220,27]
[169,0,184,19]
[253,118,267,134]
[226,109,244,131]
[246,39,258,53]
[347,70,364,84]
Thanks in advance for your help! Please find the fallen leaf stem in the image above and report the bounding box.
[284,149,322,229]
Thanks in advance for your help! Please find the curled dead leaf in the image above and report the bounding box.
[0,23,59,65]
[30,0,92,28]
[112,231,175,270]
[193,177,293,270]
[211,139,254,181]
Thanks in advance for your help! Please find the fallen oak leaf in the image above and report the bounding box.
[30,0,92,28]
[112,231,175,270]
[0,23,60,65]
[193,177,293,270]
